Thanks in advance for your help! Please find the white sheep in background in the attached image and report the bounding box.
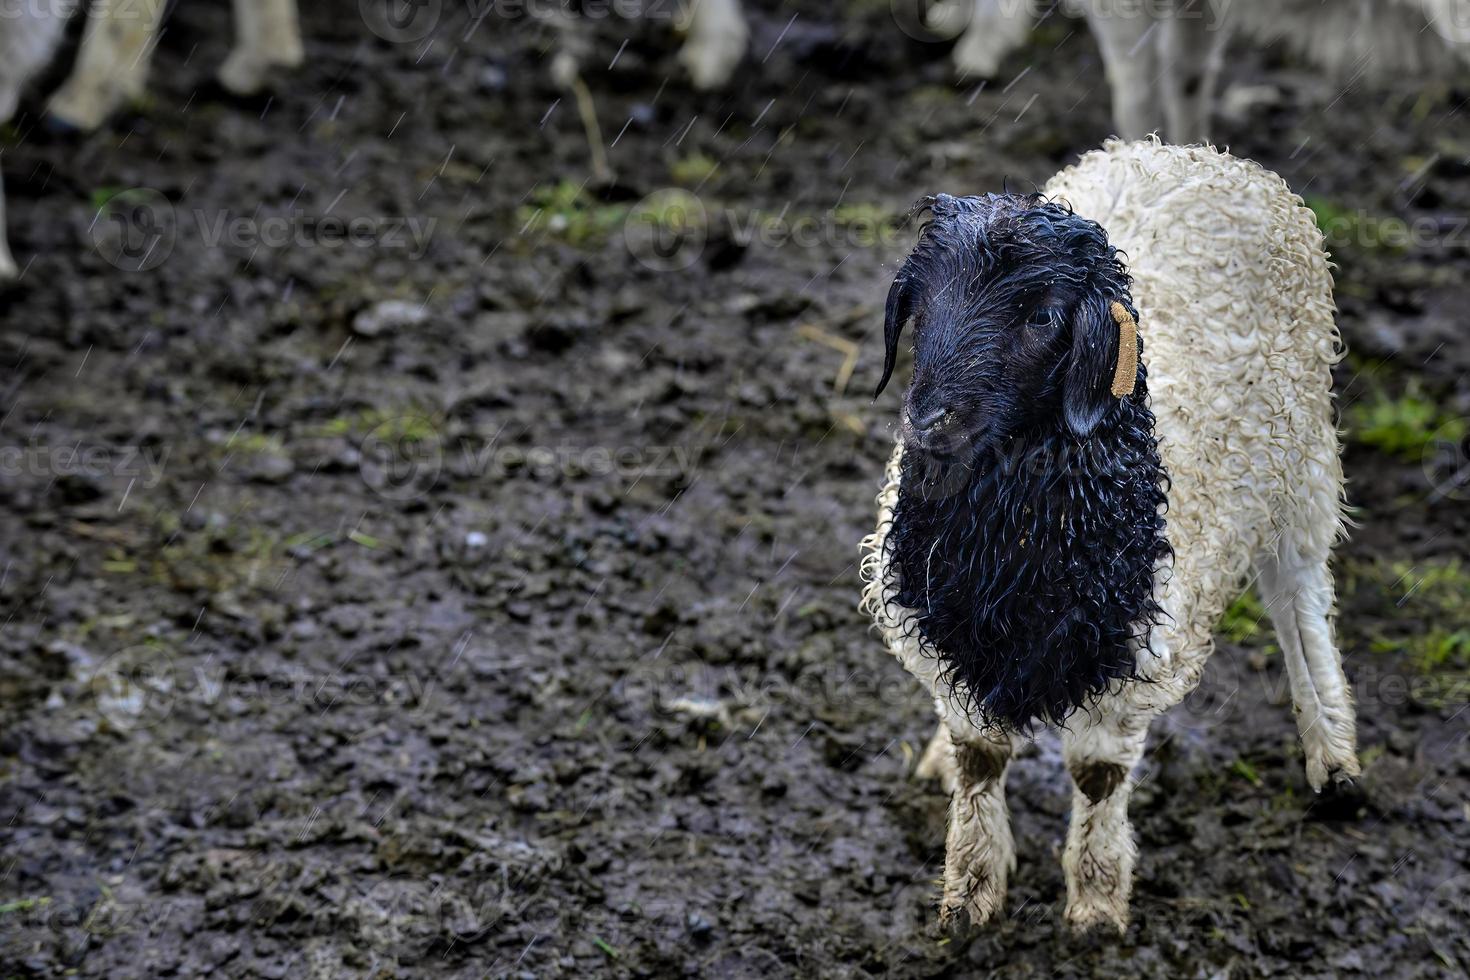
[682,0,1470,139]
[1087,0,1470,142]
[0,0,302,280]
[964,0,1470,142]
[861,139,1359,932]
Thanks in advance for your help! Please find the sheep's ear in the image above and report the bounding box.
[876,197,947,398]
[1062,292,1130,438]
[875,270,920,397]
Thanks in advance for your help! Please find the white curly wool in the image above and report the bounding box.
[861,140,1359,932]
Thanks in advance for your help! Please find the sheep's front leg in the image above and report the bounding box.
[46,0,169,132]
[219,0,305,96]
[1060,697,1151,933]
[886,640,1018,925]
[939,721,1019,927]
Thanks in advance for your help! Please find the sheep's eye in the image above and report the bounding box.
[1025,305,1063,331]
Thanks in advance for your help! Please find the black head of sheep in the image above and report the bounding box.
[876,193,1172,731]
[877,193,1142,448]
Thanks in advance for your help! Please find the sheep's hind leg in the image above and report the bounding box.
[219,0,305,96]
[1257,556,1359,792]
[914,722,957,791]
[46,0,169,132]
[1061,695,1152,933]
[939,722,1019,928]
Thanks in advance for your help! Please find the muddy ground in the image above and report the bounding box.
[1,1,1468,977]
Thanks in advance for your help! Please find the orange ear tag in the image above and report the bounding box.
[1109,301,1138,398]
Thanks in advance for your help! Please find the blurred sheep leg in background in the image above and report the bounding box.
[1159,1,1229,145]
[0,0,76,280]
[47,0,303,133]
[1083,2,1163,141]
[678,0,749,89]
[0,178,15,281]
[45,0,167,132]
[219,0,304,96]
[945,0,1040,77]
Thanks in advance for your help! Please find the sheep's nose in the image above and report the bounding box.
[909,405,948,435]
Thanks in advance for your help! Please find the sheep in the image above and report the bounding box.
[1090,0,1470,142]
[670,0,1470,139]
[859,139,1360,932]
[0,0,302,280]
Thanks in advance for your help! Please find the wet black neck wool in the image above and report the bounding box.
[888,392,1171,731]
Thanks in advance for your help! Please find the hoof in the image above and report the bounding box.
[1308,774,1369,821]
[678,37,745,91]
[1064,899,1128,936]
[939,899,997,933]
[40,113,86,137]
[951,48,1004,80]
[939,878,1006,931]
[1305,747,1361,795]
[217,49,303,97]
[43,100,108,135]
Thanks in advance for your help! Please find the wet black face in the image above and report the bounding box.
[876,193,1137,456]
